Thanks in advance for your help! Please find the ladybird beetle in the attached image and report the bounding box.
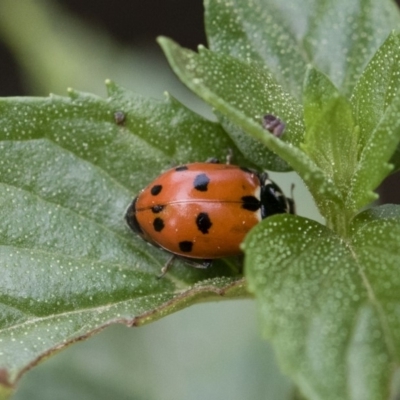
[125,159,295,276]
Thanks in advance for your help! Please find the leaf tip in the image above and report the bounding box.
[371,192,379,201]
[361,191,380,205]
[156,35,167,43]
[386,163,394,174]
[157,35,174,50]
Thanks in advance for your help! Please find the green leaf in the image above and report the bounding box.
[205,0,308,100]
[351,33,400,151]
[159,36,305,172]
[303,68,358,194]
[303,0,400,95]
[244,205,400,400]
[0,83,248,390]
[303,60,400,228]
[302,68,359,225]
[304,0,400,94]
[205,0,400,97]
[300,33,400,218]
[349,33,400,208]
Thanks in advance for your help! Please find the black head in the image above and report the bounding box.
[258,173,295,218]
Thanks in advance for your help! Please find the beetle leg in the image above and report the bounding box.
[157,255,175,279]
[180,257,212,269]
[199,259,213,269]
[288,183,296,214]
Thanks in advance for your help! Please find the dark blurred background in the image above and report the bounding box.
[0,0,206,96]
[62,0,207,49]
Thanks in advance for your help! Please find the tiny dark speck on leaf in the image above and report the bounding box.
[114,111,126,125]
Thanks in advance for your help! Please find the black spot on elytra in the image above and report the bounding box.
[196,212,212,234]
[179,241,193,253]
[153,217,165,232]
[151,185,162,196]
[242,195,261,211]
[175,165,188,171]
[194,173,210,191]
[151,205,164,213]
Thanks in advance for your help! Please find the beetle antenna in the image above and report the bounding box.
[226,149,233,164]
